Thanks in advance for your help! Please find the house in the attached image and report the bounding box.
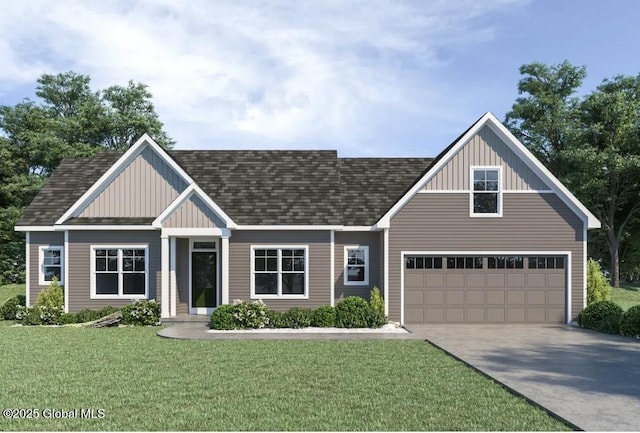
[15,112,600,324]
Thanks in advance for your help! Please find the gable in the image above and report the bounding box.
[424,125,549,191]
[78,146,188,219]
[163,194,226,228]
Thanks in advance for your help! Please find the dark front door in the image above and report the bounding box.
[191,252,217,308]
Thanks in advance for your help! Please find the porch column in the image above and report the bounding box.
[170,237,177,317]
[161,235,170,318]
[221,234,230,305]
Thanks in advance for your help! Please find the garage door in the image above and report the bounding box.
[404,255,566,324]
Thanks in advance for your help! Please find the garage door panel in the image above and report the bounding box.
[404,255,567,324]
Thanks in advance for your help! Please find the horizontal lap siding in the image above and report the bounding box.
[229,231,331,311]
[67,231,161,311]
[388,193,583,322]
[28,232,65,306]
[334,231,382,303]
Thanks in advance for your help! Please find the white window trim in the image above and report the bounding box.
[189,237,220,315]
[470,165,503,218]
[343,245,369,286]
[250,245,309,300]
[38,245,64,286]
[90,245,149,300]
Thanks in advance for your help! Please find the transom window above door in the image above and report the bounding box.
[471,167,502,217]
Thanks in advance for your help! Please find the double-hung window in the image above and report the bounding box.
[252,246,308,298]
[91,246,148,299]
[39,246,64,285]
[471,167,502,217]
[344,246,369,285]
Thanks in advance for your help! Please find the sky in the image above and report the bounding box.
[1,0,639,157]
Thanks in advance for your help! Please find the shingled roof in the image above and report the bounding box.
[17,149,434,227]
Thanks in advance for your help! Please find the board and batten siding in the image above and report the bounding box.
[424,126,550,191]
[79,146,188,218]
[229,231,331,311]
[163,195,225,228]
[388,193,584,322]
[66,231,161,311]
[28,232,65,306]
[333,231,382,303]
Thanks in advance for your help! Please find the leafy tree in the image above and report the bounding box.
[0,71,173,284]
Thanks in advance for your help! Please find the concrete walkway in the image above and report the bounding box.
[405,324,640,432]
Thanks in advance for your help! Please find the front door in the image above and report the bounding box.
[191,251,217,313]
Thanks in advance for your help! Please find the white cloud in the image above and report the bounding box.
[0,0,525,154]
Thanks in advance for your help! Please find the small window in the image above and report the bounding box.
[471,167,501,216]
[39,246,64,285]
[528,256,565,269]
[344,246,369,286]
[446,257,483,269]
[488,256,524,269]
[252,247,308,298]
[193,241,216,250]
[92,246,148,298]
[405,256,443,269]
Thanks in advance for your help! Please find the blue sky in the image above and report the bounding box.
[1,0,639,157]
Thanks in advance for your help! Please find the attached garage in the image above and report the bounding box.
[402,254,568,324]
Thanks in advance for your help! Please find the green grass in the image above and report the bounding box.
[611,283,640,311]
[0,283,25,305]
[0,327,569,431]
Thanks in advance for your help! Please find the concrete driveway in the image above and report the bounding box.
[405,324,640,431]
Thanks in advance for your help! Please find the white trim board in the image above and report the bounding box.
[188,237,220,315]
[399,250,573,325]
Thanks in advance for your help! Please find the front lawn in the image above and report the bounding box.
[0,327,569,431]
[611,283,640,311]
[0,283,25,304]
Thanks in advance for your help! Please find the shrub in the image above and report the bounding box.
[232,299,270,329]
[35,277,64,325]
[59,313,77,324]
[587,259,611,305]
[210,304,238,330]
[15,306,42,325]
[98,306,120,318]
[75,309,101,323]
[366,308,387,328]
[120,304,134,325]
[312,305,336,327]
[577,300,623,333]
[127,299,161,326]
[283,308,312,328]
[266,310,287,328]
[620,305,640,338]
[1,294,26,320]
[369,286,385,315]
[335,296,371,328]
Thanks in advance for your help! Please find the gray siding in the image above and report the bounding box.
[333,231,382,303]
[67,231,161,311]
[176,238,189,314]
[28,232,64,306]
[79,146,187,218]
[229,230,331,311]
[424,126,549,191]
[164,195,225,228]
[388,193,584,322]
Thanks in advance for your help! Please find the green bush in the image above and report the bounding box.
[369,286,385,315]
[312,305,336,327]
[577,300,623,333]
[620,305,640,338]
[98,306,120,318]
[587,258,611,305]
[35,278,64,325]
[283,308,312,328]
[75,309,101,323]
[127,299,161,326]
[15,306,42,325]
[59,313,77,324]
[366,308,387,328]
[232,299,270,329]
[266,310,287,328]
[210,304,238,330]
[120,304,134,325]
[1,294,26,320]
[335,296,371,328]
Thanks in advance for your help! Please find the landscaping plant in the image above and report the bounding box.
[619,304,640,338]
[210,304,238,330]
[587,258,611,304]
[232,299,269,329]
[577,300,623,333]
[312,305,336,327]
[1,294,26,320]
[335,296,371,328]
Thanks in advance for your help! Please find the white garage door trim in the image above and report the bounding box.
[400,250,572,325]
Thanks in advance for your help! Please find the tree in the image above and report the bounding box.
[0,71,173,284]
[505,61,586,176]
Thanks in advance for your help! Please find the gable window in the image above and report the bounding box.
[344,246,369,285]
[39,246,64,285]
[252,246,308,298]
[91,246,148,299]
[471,167,502,216]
